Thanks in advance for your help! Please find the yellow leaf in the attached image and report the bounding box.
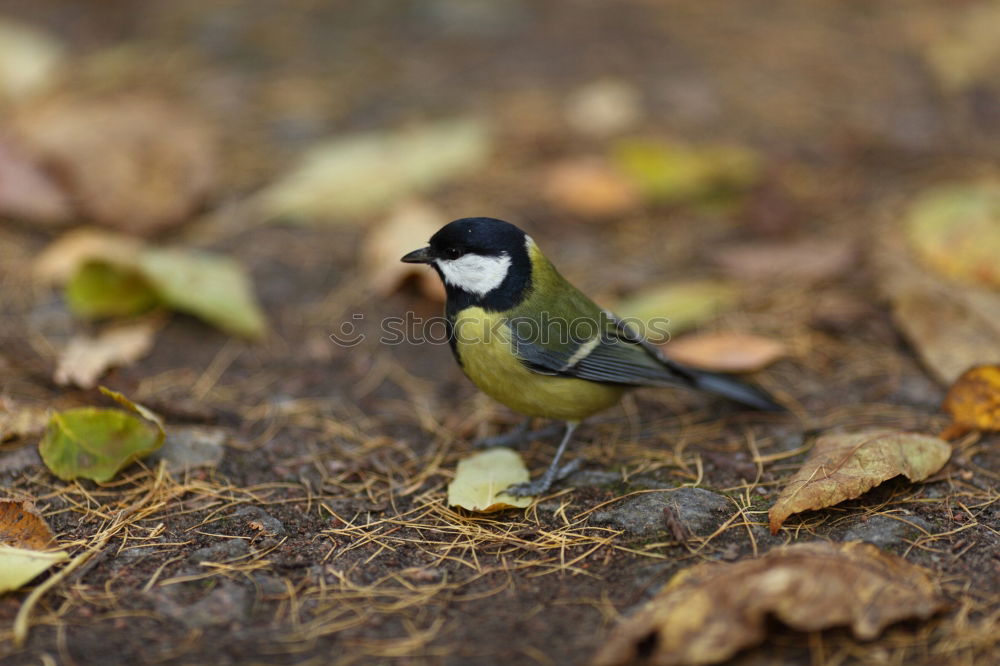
[592,541,944,666]
[447,448,533,512]
[768,429,951,534]
[0,546,68,594]
[942,364,1000,439]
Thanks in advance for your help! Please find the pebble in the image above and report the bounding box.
[590,487,733,538]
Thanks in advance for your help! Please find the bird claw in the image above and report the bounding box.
[503,460,584,497]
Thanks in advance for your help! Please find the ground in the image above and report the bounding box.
[0,1,998,665]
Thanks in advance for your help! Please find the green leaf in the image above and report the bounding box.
[613,138,759,205]
[38,389,165,482]
[616,280,739,340]
[64,261,159,319]
[138,248,266,339]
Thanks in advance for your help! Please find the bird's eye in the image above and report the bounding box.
[443,247,461,260]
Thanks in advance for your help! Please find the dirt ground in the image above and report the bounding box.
[1,1,999,665]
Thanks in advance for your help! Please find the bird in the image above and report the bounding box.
[401,217,783,497]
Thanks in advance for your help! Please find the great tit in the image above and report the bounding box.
[402,217,783,496]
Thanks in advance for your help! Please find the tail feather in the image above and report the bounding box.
[687,369,785,412]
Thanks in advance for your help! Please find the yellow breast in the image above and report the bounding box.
[452,307,625,421]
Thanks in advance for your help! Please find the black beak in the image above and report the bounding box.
[400,247,434,264]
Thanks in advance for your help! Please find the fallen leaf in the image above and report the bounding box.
[447,448,533,512]
[542,158,639,217]
[592,541,945,666]
[15,93,217,235]
[564,79,643,137]
[613,138,759,205]
[0,18,65,103]
[664,332,787,372]
[0,547,69,594]
[260,117,491,222]
[768,429,951,534]
[54,320,159,389]
[362,200,447,301]
[712,238,855,283]
[33,228,144,284]
[615,280,739,342]
[0,136,72,225]
[875,214,1000,385]
[38,387,165,482]
[139,248,266,339]
[0,399,49,442]
[0,499,54,549]
[34,230,267,339]
[905,182,1000,289]
[65,261,160,319]
[941,365,1000,440]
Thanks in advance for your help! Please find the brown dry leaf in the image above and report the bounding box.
[362,200,446,301]
[592,541,945,666]
[768,429,951,534]
[0,499,54,549]
[0,398,49,443]
[875,216,1000,385]
[941,365,1000,440]
[542,158,639,217]
[54,320,160,389]
[0,135,72,225]
[712,238,855,283]
[33,228,143,284]
[664,332,786,372]
[15,93,216,235]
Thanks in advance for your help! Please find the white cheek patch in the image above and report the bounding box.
[436,252,512,296]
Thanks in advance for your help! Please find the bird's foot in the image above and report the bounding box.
[503,459,583,497]
[473,422,563,449]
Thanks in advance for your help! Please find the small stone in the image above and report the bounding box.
[188,539,249,563]
[841,515,932,549]
[235,506,286,537]
[148,427,227,472]
[155,581,249,628]
[591,488,733,537]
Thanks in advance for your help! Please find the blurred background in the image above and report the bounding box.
[1,1,999,663]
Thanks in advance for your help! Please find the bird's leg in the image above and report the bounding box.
[504,421,579,497]
[473,419,563,449]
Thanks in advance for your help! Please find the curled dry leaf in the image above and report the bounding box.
[15,93,217,235]
[542,158,639,218]
[55,320,160,389]
[615,280,738,341]
[38,387,165,483]
[768,429,951,534]
[33,228,144,284]
[664,332,786,373]
[447,448,533,512]
[592,541,945,666]
[260,117,491,222]
[362,200,446,301]
[941,365,1000,440]
[0,499,54,549]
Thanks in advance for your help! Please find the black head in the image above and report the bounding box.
[401,217,533,312]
